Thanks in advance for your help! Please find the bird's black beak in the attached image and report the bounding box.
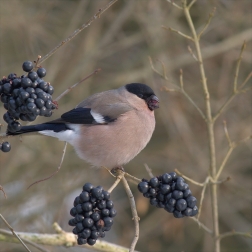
[147,95,159,110]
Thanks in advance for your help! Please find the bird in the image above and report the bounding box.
[7,83,159,169]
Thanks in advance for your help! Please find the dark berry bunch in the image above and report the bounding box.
[0,61,56,133]
[138,172,198,218]
[69,183,117,246]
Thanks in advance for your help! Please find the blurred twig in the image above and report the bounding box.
[216,121,252,180]
[149,57,207,121]
[39,0,118,64]
[217,231,252,241]
[124,172,142,183]
[0,185,7,199]
[0,229,49,252]
[213,41,250,122]
[191,217,213,235]
[0,224,132,252]
[144,163,154,178]
[55,68,101,102]
[0,214,31,252]
[198,8,216,40]
[27,142,67,189]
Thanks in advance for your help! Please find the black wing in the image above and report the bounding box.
[61,107,95,124]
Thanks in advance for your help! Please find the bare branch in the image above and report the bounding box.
[0,226,132,252]
[188,46,199,61]
[162,69,207,121]
[124,172,142,184]
[198,8,216,40]
[239,71,252,89]
[27,142,67,189]
[197,177,210,220]
[233,41,246,92]
[144,163,155,178]
[0,229,49,252]
[166,0,183,9]
[182,89,207,121]
[162,26,194,41]
[216,121,252,180]
[188,0,197,10]
[217,230,252,241]
[148,56,169,80]
[39,0,118,64]
[223,121,232,147]
[121,175,140,252]
[0,214,31,252]
[156,59,168,80]
[107,171,124,193]
[55,68,101,102]
[0,185,7,199]
[191,217,213,235]
[175,169,205,187]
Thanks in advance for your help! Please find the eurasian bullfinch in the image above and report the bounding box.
[7,83,159,168]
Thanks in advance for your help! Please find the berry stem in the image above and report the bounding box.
[108,171,124,193]
[121,175,139,252]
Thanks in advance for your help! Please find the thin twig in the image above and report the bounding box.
[191,217,213,235]
[239,71,252,89]
[149,56,169,80]
[144,163,154,178]
[188,46,199,61]
[124,172,142,183]
[175,169,205,187]
[233,41,246,92]
[27,142,67,189]
[156,59,168,79]
[161,77,207,121]
[188,0,197,10]
[166,0,183,9]
[0,229,50,252]
[0,214,31,252]
[55,68,101,102]
[197,177,210,220]
[182,88,207,121]
[121,175,140,252]
[107,172,124,193]
[213,42,249,122]
[179,69,184,89]
[216,122,252,180]
[162,26,194,41]
[216,231,252,241]
[198,8,216,40]
[223,121,232,146]
[39,0,118,64]
[0,185,7,199]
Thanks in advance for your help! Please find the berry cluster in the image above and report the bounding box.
[0,61,56,133]
[138,172,198,218]
[69,183,117,246]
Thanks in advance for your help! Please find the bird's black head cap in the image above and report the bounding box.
[125,83,155,100]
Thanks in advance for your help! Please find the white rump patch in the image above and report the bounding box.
[39,124,80,146]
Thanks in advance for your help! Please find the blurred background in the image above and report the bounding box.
[0,0,251,251]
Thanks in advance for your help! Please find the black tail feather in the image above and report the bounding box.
[7,123,69,136]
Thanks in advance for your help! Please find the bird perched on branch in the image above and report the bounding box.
[7,83,159,168]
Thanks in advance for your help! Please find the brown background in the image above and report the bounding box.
[0,0,251,251]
